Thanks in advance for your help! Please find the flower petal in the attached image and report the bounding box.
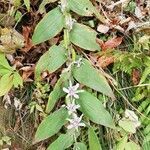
[73,93,79,99]
[63,87,69,93]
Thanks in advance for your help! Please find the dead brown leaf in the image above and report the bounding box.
[132,69,141,85]
[22,26,33,52]
[101,37,123,51]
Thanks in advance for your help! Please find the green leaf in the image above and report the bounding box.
[47,133,74,150]
[32,7,64,45]
[34,108,68,143]
[38,0,59,14]
[0,68,12,76]
[73,58,114,98]
[68,0,94,16]
[0,73,14,96]
[70,23,100,51]
[0,53,13,70]
[13,72,23,88]
[68,0,106,23]
[73,142,87,150]
[35,45,67,80]
[24,0,30,11]
[125,141,140,150]
[88,126,102,150]
[46,72,70,113]
[116,135,128,150]
[139,67,150,84]
[78,91,115,128]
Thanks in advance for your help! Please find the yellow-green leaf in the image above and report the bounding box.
[0,73,13,96]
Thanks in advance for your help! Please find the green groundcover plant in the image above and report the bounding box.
[0,0,150,149]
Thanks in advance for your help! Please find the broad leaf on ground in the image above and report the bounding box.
[34,108,68,143]
[77,91,115,128]
[73,58,114,98]
[32,7,64,45]
[70,23,100,51]
[35,45,67,80]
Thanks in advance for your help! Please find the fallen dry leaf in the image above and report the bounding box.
[132,69,141,85]
[89,53,114,69]
[22,26,33,52]
[20,65,35,81]
[100,37,123,51]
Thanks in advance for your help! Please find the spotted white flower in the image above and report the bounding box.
[67,114,85,131]
[63,81,84,99]
[74,58,84,68]
[125,109,141,128]
[65,15,75,31]
[66,99,80,115]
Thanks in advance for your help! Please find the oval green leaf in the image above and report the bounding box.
[34,108,68,143]
[47,133,74,150]
[35,45,67,80]
[70,23,100,51]
[32,7,64,45]
[77,91,115,128]
[73,58,114,98]
[88,126,102,150]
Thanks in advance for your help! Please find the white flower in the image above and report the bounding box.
[65,15,75,31]
[74,58,84,67]
[66,99,80,115]
[125,109,141,128]
[63,81,84,99]
[67,114,85,131]
[14,98,22,110]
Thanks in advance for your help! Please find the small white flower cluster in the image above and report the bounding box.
[65,15,75,31]
[63,58,84,73]
[63,81,85,131]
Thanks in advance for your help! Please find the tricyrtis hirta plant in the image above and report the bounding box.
[31,0,116,149]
